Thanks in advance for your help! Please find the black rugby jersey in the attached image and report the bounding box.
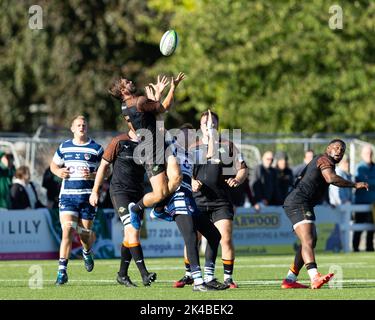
[191,138,247,209]
[284,154,335,207]
[103,133,145,195]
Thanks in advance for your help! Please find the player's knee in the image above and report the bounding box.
[77,226,92,239]
[61,221,77,236]
[220,236,232,249]
[153,188,169,202]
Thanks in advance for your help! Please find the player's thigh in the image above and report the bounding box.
[195,214,220,243]
[59,198,79,231]
[214,219,233,242]
[294,222,316,245]
[166,155,181,179]
[148,171,168,195]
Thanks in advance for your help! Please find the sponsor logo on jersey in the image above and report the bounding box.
[84,153,91,160]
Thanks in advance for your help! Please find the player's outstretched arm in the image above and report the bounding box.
[89,159,110,207]
[148,75,169,101]
[160,72,186,112]
[322,167,369,190]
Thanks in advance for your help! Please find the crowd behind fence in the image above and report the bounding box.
[1,128,375,253]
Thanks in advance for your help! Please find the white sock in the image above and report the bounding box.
[185,271,191,277]
[224,274,232,281]
[286,270,297,282]
[307,268,318,280]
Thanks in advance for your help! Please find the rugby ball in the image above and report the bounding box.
[160,30,178,56]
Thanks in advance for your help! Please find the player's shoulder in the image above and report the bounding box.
[60,139,73,149]
[88,138,103,150]
[316,153,335,168]
[109,133,130,145]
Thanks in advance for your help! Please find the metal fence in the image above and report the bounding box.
[1,127,375,205]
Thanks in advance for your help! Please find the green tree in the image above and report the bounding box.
[150,0,375,134]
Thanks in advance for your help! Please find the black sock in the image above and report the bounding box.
[222,259,234,278]
[305,262,317,270]
[58,258,68,274]
[119,243,132,277]
[184,258,191,276]
[129,243,148,276]
[132,199,145,214]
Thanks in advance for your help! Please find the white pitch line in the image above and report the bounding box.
[0,279,375,284]
[0,262,368,269]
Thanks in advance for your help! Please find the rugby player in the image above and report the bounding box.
[89,129,156,287]
[175,110,249,289]
[50,116,103,285]
[108,73,185,230]
[281,139,368,289]
[150,123,228,291]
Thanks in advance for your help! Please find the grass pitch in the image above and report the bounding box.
[0,253,374,300]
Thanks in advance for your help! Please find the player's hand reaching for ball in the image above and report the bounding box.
[149,75,169,101]
[89,192,99,207]
[171,72,185,90]
[145,85,156,101]
[355,182,369,191]
[58,167,70,179]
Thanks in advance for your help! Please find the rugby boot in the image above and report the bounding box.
[173,275,194,288]
[281,279,309,289]
[311,272,334,289]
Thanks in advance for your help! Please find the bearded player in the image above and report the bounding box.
[281,139,368,289]
[108,73,185,230]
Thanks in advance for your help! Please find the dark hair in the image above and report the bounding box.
[180,123,194,130]
[15,166,30,179]
[108,78,124,101]
[329,139,346,147]
[200,110,219,125]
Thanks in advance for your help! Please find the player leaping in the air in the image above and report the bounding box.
[108,73,185,230]
[150,123,228,291]
[281,139,368,289]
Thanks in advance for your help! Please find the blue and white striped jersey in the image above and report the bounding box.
[53,138,103,199]
[172,143,194,193]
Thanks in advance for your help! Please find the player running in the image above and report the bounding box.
[89,130,156,287]
[50,115,103,285]
[150,123,228,291]
[108,73,185,230]
[281,139,368,289]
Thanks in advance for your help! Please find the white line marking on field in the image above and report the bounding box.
[0,262,368,269]
[0,279,375,285]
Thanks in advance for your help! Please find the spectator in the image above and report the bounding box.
[275,151,294,205]
[250,151,279,209]
[0,151,16,209]
[42,167,62,209]
[329,155,353,206]
[293,149,314,179]
[10,166,45,209]
[353,144,375,252]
